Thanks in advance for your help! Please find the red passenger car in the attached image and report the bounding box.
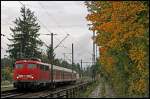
[13,58,78,89]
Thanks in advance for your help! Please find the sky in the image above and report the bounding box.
[1,1,99,68]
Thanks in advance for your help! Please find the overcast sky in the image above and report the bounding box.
[1,1,99,68]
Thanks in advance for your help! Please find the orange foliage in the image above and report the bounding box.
[99,47,107,53]
[85,1,149,96]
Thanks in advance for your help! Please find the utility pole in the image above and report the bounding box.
[96,45,97,60]
[93,31,96,65]
[51,33,54,89]
[80,59,82,79]
[72,43,74,79]
[92,31,96,81]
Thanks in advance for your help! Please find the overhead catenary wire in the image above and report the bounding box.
[18,1,69,52]
[21,1,70,51]
[37,2,70,50]
[18,1,53,34]
[64,55,72,63]
[18,1,52,56]
[17,2,92,66]
[19,1,25,7]
[38,2,69,35]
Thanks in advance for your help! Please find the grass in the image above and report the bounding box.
[1,80,14,92]
[77,80,100,98]
[1,85,15,92]
[100,80,106,98]
[1,80,12,86]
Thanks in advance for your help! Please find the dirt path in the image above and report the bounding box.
[88,83,101,98]
[88,80,115,98]
[105,83,115,98]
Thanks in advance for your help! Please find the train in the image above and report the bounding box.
[13,58,79,89]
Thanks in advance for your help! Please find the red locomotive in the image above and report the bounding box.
[13,58,79,89]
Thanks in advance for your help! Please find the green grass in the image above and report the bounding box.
[100,80,106,98]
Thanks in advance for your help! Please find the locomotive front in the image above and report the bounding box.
[13,59,40,89]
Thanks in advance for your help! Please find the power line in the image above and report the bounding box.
[18,1,55,53]
[65,55,72,63]
[38,2,69,35]
[19,1,25,7]
[54,34,69,50]
[19,1,68,51]
[38,2,73,51]
[54,37,68,49]
[18,1,53,34]
[37,2,70,49]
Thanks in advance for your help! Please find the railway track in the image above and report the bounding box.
[1,89,26,98]
[15,82,82,98]
[33,81,92,98]
[1,81,92,98]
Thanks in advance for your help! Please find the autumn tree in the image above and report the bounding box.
[85,1,149,97]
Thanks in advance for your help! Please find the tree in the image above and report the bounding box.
[61,60,69,68]
[41,52,49,63]
[47,44,55,64]
[54,59,61,66]
[85,1,149,97]
[7,6,43,59]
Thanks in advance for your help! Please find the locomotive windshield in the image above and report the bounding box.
[15,64,23,69]
[28,64,36,69]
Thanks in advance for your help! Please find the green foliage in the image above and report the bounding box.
[7,6,43,59]
[46,44,55,64]
[1,58,14,70]
[1,68,12,81]
[90,60,101,80]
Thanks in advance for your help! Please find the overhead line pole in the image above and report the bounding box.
[72,43,74,79]
[92,31,96,81]
[51,33,54,89]
[93,31,96,65]
[80,59,82,79]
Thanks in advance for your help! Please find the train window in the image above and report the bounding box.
[15,64,23,69]
[28,64,36,69]
[40,65,44,70]
[43,65,45,71]
[39,64,49,71]
[37,64,40,68]
[45,66,49,71]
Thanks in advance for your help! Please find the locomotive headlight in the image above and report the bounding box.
[16,75,23,79]
[16,74,34,79]
[26,75,34,79]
